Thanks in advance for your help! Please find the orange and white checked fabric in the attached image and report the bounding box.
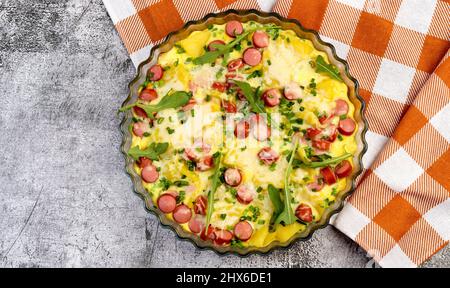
[273,0,449,267]
[103,0,277,66]
[103,0,449,267]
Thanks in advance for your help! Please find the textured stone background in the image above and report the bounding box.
[0,0,447,268]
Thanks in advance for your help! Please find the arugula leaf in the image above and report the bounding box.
[275,140,299,226]
[205,152,222,229]
[233,81,266,115]
[268,184,283,215]
[315,55,343,82]
[128,142,169,161]
[120,91,192,118]
[193,30,254,65]
[298,153,352,168]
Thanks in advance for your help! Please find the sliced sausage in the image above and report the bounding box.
[321,124,337,142]
[338,118,356,136]
[252,31,269,48]
[208,40,226,51]
[224,168,242,187]
[335,99,349,116]
[233,221,253,241]
[148,64,163,81]
[237,185,256,205]
[306,128,322,139]
[252,122,271,141]
[141,164,159,183]
[243,48,262,66]
[225,20,243,37]
[200,226,216,241]
[296,204,313,223]
[184,139,211,161]
[262,88,281,107]
[214,229,234,245]
[222,100,237,113]
[132,121,149,138]
[312,139,331,151]
[194,195,208,215]
[284,83,303,100]
[258,147,279,165]
[138,157,152,169]
[157,194,177,214]
[319,114,333,125]
[173,204,192,224]
[196,155,214,171]
[212,81,227,92]
[139,88,158,102]
[320,167,337,185]
[227,58,244,71]
[133,107,148,118]
[234,120,250,139]
[335,160,352,178]
[188,215,205,234]
[307,181,324,192]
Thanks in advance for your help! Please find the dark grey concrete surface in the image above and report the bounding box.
[0,0,447,268]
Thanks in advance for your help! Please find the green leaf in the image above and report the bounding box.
[315,55,343,82]
[193,30,254,65]
[233,81,266,115]
[268,184,283,215]
[205,152,222,229]
[275,140,299,226]
[119,91,192,118]
[127,142,169,161]
[299,153,352,168]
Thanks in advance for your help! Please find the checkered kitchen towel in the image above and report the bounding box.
[103,0,450,267]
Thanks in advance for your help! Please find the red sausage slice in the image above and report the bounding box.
[208,40,226,51]
[148,64,163,81]
[243,48,262,66]
[234,221,253,241]
[262,88,281,107]
[338,118,356,136]
[200,226,216,241]
[138,157,152,169]
[296,204,313,223]
[133,121,150,138]
[321,124,337,142]
[234,120,250,139]
[306,128,322,139]
[188,215,205,234]
[307,181,324,192]
[284,83,303,100]
[184,139,211,161]
[258,147,279,165]
[173,204,192,224]
[320,167,337,185]
[252,122,271,141]
[212,81,227,92]
[252,31,269,48]
[214,229,234,245]
[141,164,159,183]
[225,20,243,37]
[312,139,331,151]
[335,99,349,116]
[227,58,244,71]
[133,107,148,118]
[335,160,353,178]
[319,114,333,125]
[139,88,158,102]
[194,195,208,215]
[196,155,215,171]
[224,168,242,187]
[237,186,256,205]
[157,194,177,214]
[222,100,237,113]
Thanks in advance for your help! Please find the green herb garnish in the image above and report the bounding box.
[315,55,343,82]
[127,142,169,161]
[299,153,352,168]
[120,91,192,119]
[205,152,222,229]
